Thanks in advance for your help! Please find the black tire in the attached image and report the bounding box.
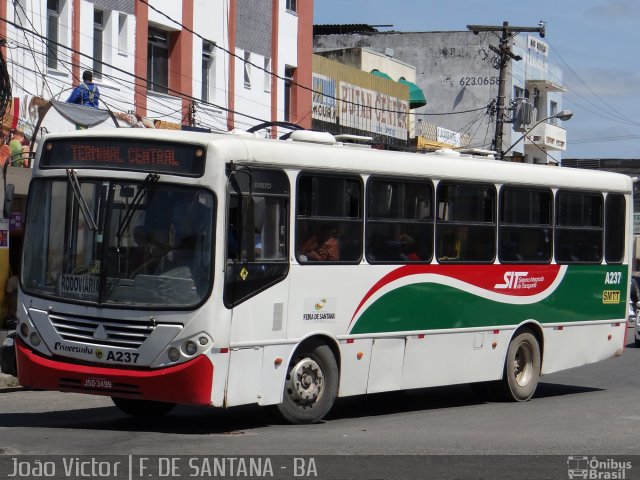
[275,341,339,424]
[111,397,175,417]
[498,329,541,402]
[635,338,640,348]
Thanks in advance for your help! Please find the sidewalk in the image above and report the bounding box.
[0,372,20,390]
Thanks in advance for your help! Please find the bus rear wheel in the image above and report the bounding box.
[276,341,338,424]
[499,329,541,401]
[111,397,176,417]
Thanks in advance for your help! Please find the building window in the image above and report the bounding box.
[284,66,295,122]
[549,101,558,125]
[147,28,169,94]
[14,0,27,24]
[243,51,251,89]
[286,0,297,12]
[202,41,215,102]
[46,0,60,69]
[514,86,524,100]
[264,57,271,93]
[118,13,128,54]
[93,9,104,80]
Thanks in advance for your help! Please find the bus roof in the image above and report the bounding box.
[38,129,633,193]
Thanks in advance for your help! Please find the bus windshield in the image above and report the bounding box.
[22,177,215,308]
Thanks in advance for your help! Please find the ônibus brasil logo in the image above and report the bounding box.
[567,456,631,479]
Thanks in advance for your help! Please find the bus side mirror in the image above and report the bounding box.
[3,183,14,218]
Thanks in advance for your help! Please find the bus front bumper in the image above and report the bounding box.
[16,339,214,405]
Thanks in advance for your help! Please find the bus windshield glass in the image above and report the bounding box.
[22,178,215,308]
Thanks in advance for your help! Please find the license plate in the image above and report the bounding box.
[83,378,113,389]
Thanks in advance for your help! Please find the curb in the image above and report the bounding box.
[0,373,21,391]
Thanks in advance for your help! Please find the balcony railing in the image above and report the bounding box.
[524,121,567,151]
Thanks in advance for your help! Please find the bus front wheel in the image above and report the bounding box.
[499,329,541,401]
[111,397,176,417]
[276,341,339,424]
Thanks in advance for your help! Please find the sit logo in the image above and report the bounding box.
[494,271,528,290]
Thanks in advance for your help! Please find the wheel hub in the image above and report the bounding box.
[513,342,533,387]
[287,358,324,405]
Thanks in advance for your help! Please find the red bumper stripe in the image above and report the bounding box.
[16,339,213,405]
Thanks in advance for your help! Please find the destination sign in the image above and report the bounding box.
[41,139,206,176]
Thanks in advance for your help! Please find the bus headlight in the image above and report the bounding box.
[29,332,41,346]
[183,341,198,356]
[168,347,180,362]
[19,323,29,338]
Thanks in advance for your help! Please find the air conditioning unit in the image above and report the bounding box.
[512,99,534,132]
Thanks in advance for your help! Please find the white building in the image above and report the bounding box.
[0,0,313,141]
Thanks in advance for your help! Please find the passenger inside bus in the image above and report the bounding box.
[299,223,339,262]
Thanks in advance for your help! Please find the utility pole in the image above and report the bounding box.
[467,21,545,159]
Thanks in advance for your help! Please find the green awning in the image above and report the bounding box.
[371,69,394,81]
[372,70,427,109]
[399,77,427,109]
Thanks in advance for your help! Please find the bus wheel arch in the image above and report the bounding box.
[499,323,543,402]
[275,335,340,424]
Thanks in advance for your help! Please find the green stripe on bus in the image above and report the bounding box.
[350,265,628,334]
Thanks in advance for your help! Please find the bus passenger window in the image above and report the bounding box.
[365,177,433,264]
[555,191,603,264]
[436,182,496,263]
[296,173,363,264]
[605,193,625,264]
[498,187,552,263]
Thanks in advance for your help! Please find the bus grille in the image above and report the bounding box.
[49,313,155,349]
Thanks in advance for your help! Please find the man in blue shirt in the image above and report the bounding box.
[66,70,100,108]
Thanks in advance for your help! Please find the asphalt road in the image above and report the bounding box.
[0,328,638,460]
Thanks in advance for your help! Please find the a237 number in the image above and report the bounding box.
[604,271,622,285]
[107,351,139,363]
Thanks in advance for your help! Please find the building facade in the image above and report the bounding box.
[314,28,568,163]
[0,0,313,141]
[312,51,412,149]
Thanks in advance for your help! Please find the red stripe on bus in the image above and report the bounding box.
[350,264,562,326]
[16,339,213,406]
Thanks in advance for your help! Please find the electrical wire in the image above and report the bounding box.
[136,0,488,118]
[0,16,272,126]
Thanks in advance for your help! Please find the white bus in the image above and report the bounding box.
[15,129,632,423]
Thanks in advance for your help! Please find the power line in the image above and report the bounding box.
[549,43,638,126]
[137,0,487,118]
[0,16,272,126]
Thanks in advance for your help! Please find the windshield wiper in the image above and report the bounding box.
[66,169,98,231]
[116,173,160,246]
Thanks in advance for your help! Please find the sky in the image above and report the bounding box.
[313,0,640,159]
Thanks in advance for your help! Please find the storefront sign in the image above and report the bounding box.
[339,82,409,140]
[312,74,337,123]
